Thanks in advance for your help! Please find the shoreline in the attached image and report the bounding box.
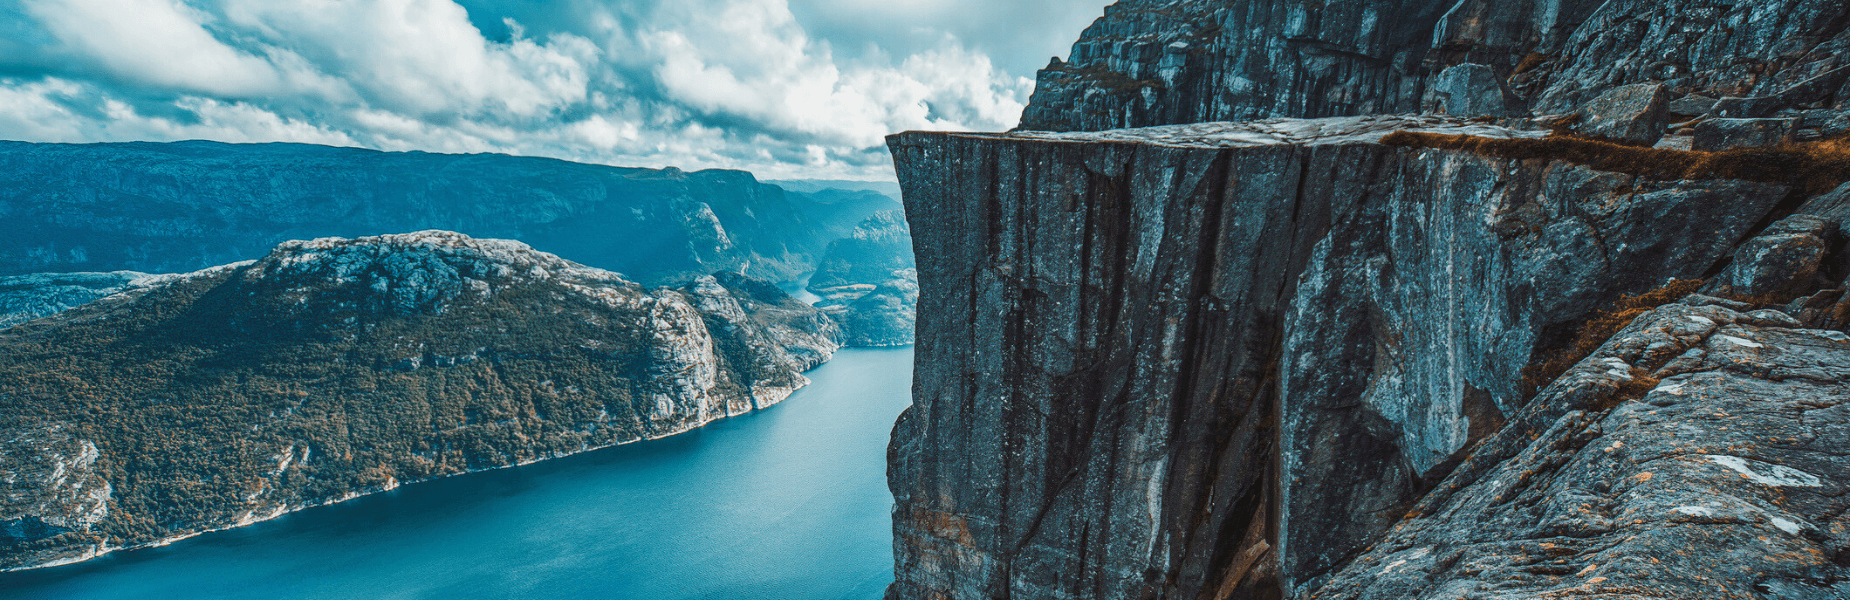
[2,373,819,573]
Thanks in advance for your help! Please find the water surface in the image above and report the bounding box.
[0,348,912,600]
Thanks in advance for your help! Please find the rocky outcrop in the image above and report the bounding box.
[809,211,917,346]
[1313,300,1850,599]
[1018,0,1850,132]
[892,1,1850,598]
[0,272,166,328]
[885,113,1836,599]
[0,425,111,569]
[0,231,839,570]
[0,141,887,286]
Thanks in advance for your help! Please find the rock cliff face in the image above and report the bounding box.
[0,141,887,286]
[888,116,1812,599]
[0,231,838,570]
[1019,0,1850,132]
[890,3,1850,599]
[1313,299,1850,599]
[809,211,917,346]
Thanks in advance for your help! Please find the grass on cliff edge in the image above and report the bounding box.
[1381,131,1850,194]
[1519,279,1706,400]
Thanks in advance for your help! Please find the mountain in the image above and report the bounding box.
[0,141,880,286]
[0,231,839,570]
[768,179,903,199]
[887,1,1850,599]
[0,272,165,329]
[808,211,916,346]
[784,187,906,264]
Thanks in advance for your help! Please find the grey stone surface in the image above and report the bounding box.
[885,117,1791,600]
[1529,1,1850,113]
[1709,215,1836,299]
[1574,83,1672,144]
[1692,118,1797,151]
[1311,302,1850,599]
[1667,95,1720,117]
[0,425,110,569]
[1278,159,1788,592]
[1710,96,1787,119]
[889,2,1850,599]
[1800,109,1850,138]
[1016,0,1850,133]
[1424,64,1516,117]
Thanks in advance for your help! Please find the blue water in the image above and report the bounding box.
[0,348,912,600]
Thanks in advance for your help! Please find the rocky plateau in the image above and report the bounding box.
[886,0,1850,599]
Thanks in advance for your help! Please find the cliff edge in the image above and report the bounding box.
[888,1,1850,597]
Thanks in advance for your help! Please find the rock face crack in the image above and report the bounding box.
[886,118,1795,599]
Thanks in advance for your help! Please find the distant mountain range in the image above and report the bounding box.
[765,179,902,198]
[808,211,915,346]
[0,141,900,286]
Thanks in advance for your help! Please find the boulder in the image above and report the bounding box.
[1709,215,1834,299]
[1667,94,1719,117]
[1575,83,1672,145]
[1423,64,1515,117]
[1709,96,1786,119]
[1691,118,1795,151]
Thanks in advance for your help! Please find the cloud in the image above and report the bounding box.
[0,77,360,146]
[0,0,1112,180]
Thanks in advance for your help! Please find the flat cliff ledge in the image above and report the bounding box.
[886,114,1830,599]
[946,115,1543,147]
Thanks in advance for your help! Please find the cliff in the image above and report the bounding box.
[1312,293,1850,597]
[888,115,1829,598]
[0,231,839,570]
[0,141,891,286]
[1019,0,1850,132]
[809,211,917,346]
[886,1,1850,597]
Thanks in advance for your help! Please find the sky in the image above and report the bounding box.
[0,0,1114,180]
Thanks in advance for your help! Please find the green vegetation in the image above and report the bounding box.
[0,259,784,566]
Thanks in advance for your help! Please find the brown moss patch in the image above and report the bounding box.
[1381,131,1850,194]
[1520,279,1706,398]
[1600,367,1663,411]
[1512,52,1549,76]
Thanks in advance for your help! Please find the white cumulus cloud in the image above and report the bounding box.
[0,0,1111,179]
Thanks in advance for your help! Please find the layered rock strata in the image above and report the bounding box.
[0,231,839,570]
[886,115,1806,599]
[1313,299,1850,598]
[1020,0,1850,132]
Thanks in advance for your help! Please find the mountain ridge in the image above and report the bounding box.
[0,230,840,571]
[0,140,894,287]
